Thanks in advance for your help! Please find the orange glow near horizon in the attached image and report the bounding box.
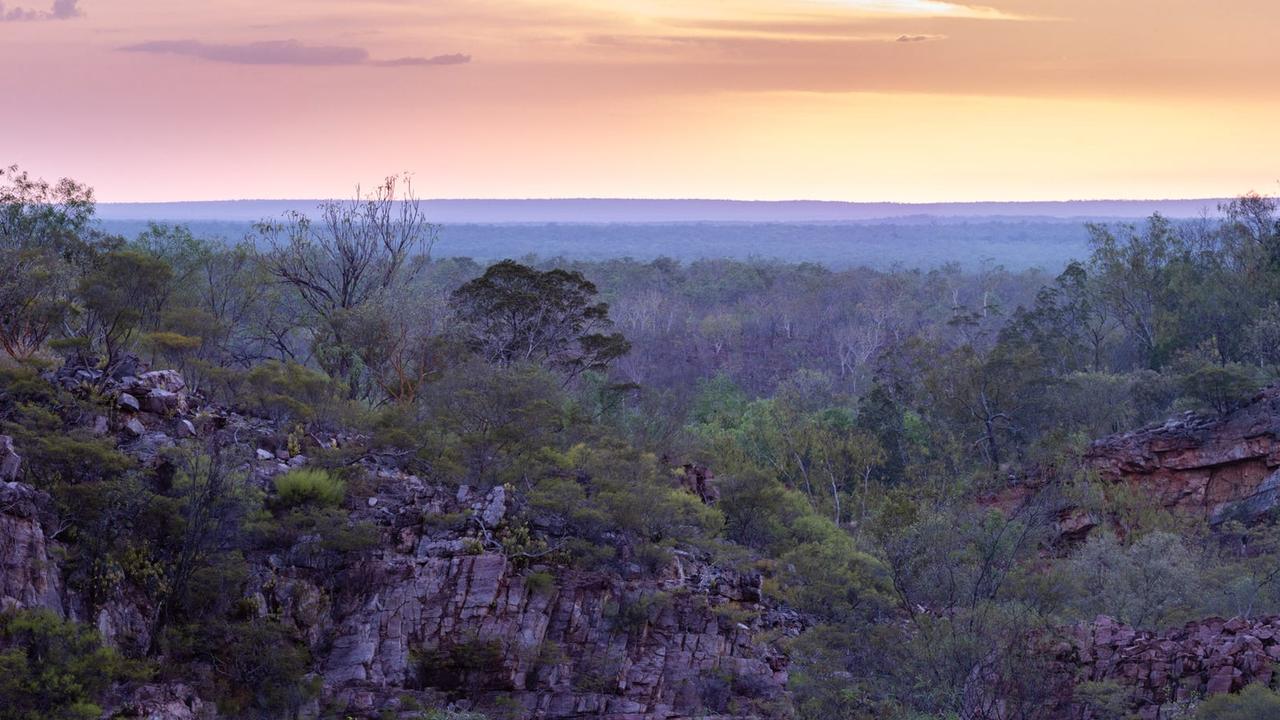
[2,0,1277,202]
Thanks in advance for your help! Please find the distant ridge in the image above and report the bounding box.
[95,198,1230,224]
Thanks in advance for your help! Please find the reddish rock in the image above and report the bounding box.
[0,482,64,614]
[1085,387,1280,525]
[1041,615,1280,718]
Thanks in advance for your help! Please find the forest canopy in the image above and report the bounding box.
[2,166,1280,720]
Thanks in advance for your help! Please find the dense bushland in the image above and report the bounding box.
[3,165,1280,718]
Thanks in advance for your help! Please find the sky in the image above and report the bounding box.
[1,0,1277,202]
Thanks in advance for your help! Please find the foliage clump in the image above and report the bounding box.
[0,609,147,720]
[272,468,346,510]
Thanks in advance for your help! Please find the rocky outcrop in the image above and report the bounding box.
[102,683,214,720]
[6,359,802,718]
[298,479,799,719]
[0,435,20,481]
[1049,615,1280,719]
[317,552,792,719]
[0,481,64,615]
[1086,386,1280,524]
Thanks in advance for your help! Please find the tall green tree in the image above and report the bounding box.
[0,166,97,361]
[450,259,630,378]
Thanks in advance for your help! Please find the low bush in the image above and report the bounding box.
[272,468,345,510]
[1194,682,1280,719]
[0,609,148,720]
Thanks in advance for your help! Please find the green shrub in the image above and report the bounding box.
[240,361,339,423]
[1071,680,1134,719]
[419,637,507,690]
[1179,361,1262,415]
[0,366,58,405]
[209,619,318,717]
[0,609,147,720]
[423,511,468,532]
[421,710,491,720]
[2,400,133,487]
[572,652,623,693]
[525,571,555,595]
[249,506,376,556]
[614,591,670,632]
[272,469,345,509]
[1194,682,1280,719]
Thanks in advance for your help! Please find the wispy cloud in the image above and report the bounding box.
[896,33,943,42]
[118,39,470,68]
[374,53,472,67]
[0,0,81,21]
[812,0,1029,20]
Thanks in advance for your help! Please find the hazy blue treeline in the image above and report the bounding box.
[99,219,1098,270]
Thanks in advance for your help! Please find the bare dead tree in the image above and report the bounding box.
[255,175,438,394]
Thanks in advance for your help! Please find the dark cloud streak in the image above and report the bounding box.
[0,0,81,21]
[375,53,471,67]
[119,38,470,68]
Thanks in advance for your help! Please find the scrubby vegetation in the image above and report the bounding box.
[0,609,147,720]
[3,165,1280,718]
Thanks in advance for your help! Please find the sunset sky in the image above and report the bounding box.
[2,0,1277,202]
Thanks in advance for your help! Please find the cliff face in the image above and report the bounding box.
[290,477,798,719]
[0,480,64,615]
[0,364,800,720]
[1085,387,1280,524]
[1048,615,1280,720]
[0,471,797,720]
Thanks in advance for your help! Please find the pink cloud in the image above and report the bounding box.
[119,39,470,68]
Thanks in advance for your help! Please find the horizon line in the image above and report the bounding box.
[96,195,1242,206]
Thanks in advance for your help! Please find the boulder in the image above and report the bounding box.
[124,418,147,437]
[142,387,185,415]
[103,683,212,720]
[142,369,185,393]
[1045,615,1280,718]
[109,353,148,381]
[476,485,507,528]
[0,435,19,481]
[118,393,141,412]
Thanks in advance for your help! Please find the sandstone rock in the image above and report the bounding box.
[103,683,212,720]
[476,485,506,528]
[118,392,141,412]
[177,419,197,438]
[320,542,796,719]
[679,463,720,504]
[124,417,147,437]
[256,448,274,461]
[0,435,20,481]
[0,482,63,614]
[135,369,186,394]
[1086,386,1280,524]
[95,584,153,655]
[110,353,147,381]
[142,387,184,415]
[1045,615,1280,718]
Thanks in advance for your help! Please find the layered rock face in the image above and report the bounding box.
[1085,386,1280,524]
[1051,615,1280,719]
[302,479,799,719]
[1,358,800,719]
[0,480,64,615]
